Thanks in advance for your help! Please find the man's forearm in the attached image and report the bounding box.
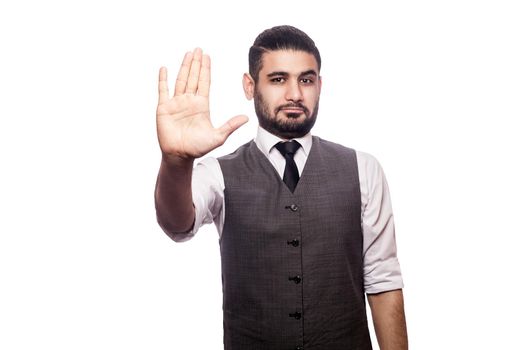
[155,155,195,235]
[367,289,408,350]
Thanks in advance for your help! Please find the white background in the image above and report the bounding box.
[1,0,524,349]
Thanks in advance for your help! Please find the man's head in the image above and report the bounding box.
[243,25,322,139]
[248,25,321,84]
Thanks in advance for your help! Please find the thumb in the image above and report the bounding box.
[216,115,249,141]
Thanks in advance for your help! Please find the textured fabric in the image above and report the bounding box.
[173,127,404,295]
[274,140,301,192]
[218,137,373,350]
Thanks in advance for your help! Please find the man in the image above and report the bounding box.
[155,25,408,350]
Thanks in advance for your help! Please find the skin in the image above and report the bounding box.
[155,48,408,349]
[242,50,322,139]
[155,48,248,234]
[368,290,409,350]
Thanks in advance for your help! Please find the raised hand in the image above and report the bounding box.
[156,48,248,161]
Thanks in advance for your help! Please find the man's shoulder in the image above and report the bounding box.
[314,136,356,155]
[314,136,381,168]
[217,140,256,162]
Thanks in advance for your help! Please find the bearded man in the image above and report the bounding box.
[155,25,408,350]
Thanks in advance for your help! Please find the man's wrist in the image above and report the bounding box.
[161,153,195,169]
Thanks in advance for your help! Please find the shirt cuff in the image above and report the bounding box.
[364,257,404,294]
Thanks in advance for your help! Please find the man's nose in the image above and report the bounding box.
[285,81,303,102]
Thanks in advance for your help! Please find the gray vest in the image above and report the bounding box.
[218,136,372,350]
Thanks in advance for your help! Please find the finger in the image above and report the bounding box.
[216,115,249,142]
[174,51,193,96]
[158,66,169,104]
[186,48,202,94]
[197,54,211,97]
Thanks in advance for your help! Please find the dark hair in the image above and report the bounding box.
[249,25,321,83]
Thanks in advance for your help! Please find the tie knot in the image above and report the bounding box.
[275,140,301,157]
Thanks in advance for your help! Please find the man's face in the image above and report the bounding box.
[251,50,322,139]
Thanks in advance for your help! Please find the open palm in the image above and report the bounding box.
[156,48,248,160]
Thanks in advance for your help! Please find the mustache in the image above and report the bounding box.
[275,103,309,115]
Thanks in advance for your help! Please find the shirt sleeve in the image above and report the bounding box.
[169,157,225,242]
[357,151,404,294]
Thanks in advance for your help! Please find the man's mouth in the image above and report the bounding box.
[281,107,304,112]
[277,104,308,115]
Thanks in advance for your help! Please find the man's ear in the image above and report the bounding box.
[319,75,322,94]
[243,73,255,100]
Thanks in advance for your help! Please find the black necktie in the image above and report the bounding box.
[275,140,301,193]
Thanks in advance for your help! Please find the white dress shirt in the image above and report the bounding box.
[177,126,404,294]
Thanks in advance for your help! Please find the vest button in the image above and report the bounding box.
[287,239,300,247]
[289,275,302,284]
[295,347,303,350]
[289,311,302,320]
[289,204,298,212]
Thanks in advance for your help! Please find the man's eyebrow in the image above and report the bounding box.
[266,71,289,78]
[266,70,319,78]
[300,70,318,77]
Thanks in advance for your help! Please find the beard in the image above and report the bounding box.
[254,89,319,139]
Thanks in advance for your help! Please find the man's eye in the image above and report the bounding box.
[301,78,313,84]
[271,77,285,83]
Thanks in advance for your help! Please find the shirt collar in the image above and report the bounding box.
[254,126,313,157]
